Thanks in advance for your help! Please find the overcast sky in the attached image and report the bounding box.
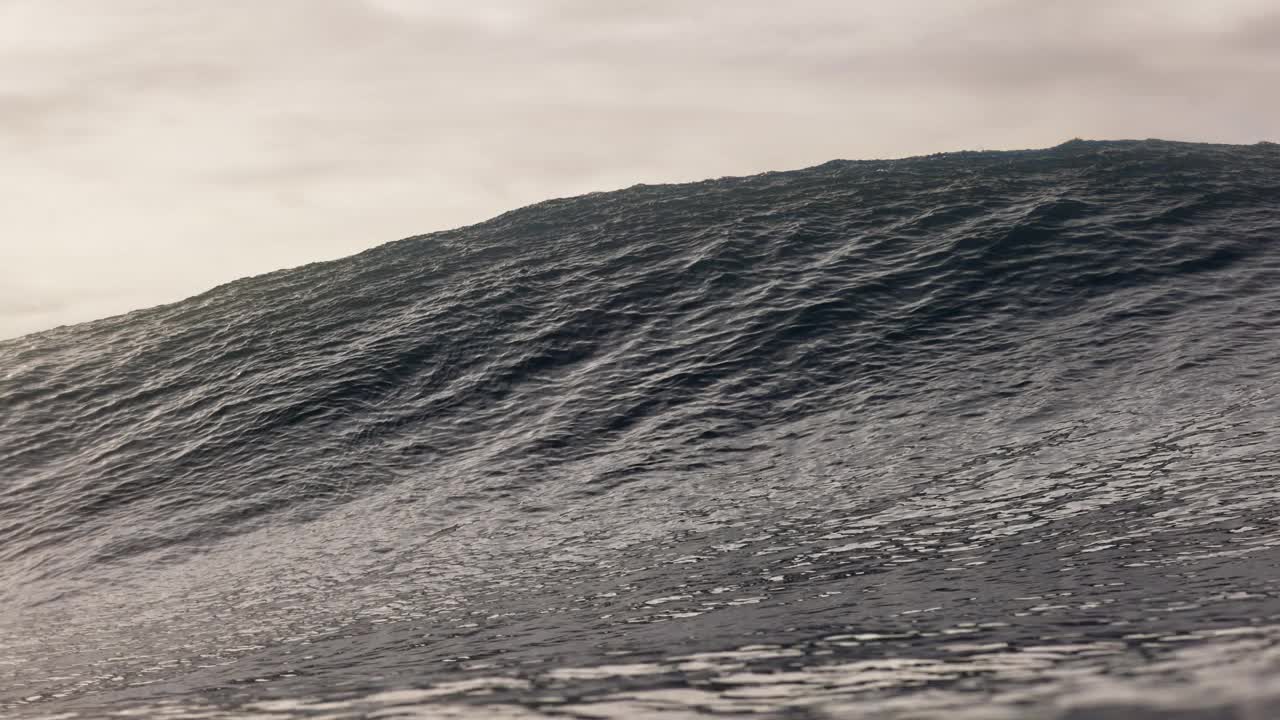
[2,0,1277,339]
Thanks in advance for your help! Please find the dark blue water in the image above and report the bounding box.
[4,139,1280,719]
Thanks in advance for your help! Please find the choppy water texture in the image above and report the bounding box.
[4,139,1280,719]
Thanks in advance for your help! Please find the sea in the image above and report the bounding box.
[3,139,1280,719]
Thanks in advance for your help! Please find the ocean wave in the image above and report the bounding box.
[3,139,1280,718]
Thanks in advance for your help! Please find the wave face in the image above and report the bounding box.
[4,139,1280,718]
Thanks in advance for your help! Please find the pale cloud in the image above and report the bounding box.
[1,0,1276,339]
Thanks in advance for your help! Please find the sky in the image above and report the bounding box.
[2,0,1277,340]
